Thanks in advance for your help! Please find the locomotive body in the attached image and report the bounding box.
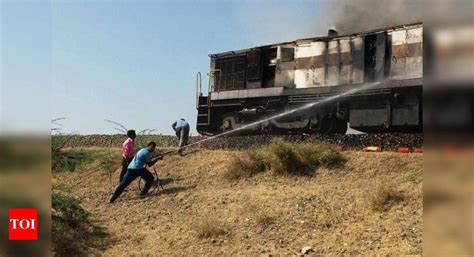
[196,23,422,135]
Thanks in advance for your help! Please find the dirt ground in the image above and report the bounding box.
[53,149,422,255]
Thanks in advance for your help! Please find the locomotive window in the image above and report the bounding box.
[281,47,294,62]
[215,56,246,91]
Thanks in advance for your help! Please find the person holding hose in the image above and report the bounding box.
[171,118,190,156]
[119,130,136,183]
[110,142,163,203]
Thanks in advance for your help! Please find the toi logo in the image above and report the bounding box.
[8,208,38,240]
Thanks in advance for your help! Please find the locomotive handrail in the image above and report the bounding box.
[196,72,202,109]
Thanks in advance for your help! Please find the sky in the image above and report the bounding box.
[1,0,421,135]
[1,0,327,135]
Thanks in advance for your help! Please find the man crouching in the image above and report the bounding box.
[110,141,163,203]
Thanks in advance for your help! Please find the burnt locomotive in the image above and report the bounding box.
[196,23,422,135]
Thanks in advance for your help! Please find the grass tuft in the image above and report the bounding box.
[254,212,276,227]
[366,183,405,211]
[194,216,227,239]
[225,138,346,179]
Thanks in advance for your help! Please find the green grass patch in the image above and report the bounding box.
[52,149,92,173]
[52,184,109,256]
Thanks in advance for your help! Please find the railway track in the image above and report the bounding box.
[56,133,422,152]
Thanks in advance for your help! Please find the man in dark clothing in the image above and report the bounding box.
[119,130,136,183]
[171,118,190,155]
[110,142,163,203]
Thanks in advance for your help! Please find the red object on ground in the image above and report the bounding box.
[442,145,457,154]
[398,147,411,153]
[414,147,423,153]
[362,146,382,152]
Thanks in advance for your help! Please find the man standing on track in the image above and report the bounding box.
[171,118,190,156]
[119,130,136,183]
[110,142,163,203]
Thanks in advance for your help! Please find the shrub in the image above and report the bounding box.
[52,185,109,256]
[225,138,346,179]
[366,183,405,211]
[319,149,347,168]
[295,143,323,166]
[265,138,306,175]
[52,191,90,227]
[52,149,89,173]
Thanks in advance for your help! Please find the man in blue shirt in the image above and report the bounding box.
[171,118,190,156]
[110,141,163,203]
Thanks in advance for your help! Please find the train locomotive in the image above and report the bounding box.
[196,23,422,135]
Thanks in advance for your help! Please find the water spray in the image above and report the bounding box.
[183,81,382,149]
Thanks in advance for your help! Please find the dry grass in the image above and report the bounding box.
[254,212,275,227]
[224,138,346,179]
[53,148,422,255]
[243,202,276,227]
[366,183,405,211]
[224,153,267,180]
[193,216,227,239]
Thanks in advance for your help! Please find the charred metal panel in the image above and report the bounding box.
[339,39,352,85]
[312,55,326,69]
[275,46,295,88]
[246,81,261,89]
[262,48,277,88]
[351,37,365,84]
[389,29,407,79]
[246,49,263,89]
[350,108,390,127]
[311,42,327,87]
[405,27,423,79]
[392,105,419,125]
[246,50,261,81]
[389,26,423,80]
[210,87,284,100]
[374,33,387,81]
[292,42,327,87]
[363,33,386,82]
[280,47,295,62]
[275,61,295,87]
[294,43,316,88]
[326,40,340,86]
[295,57,312,69]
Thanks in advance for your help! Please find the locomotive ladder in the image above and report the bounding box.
[196,72,210,126]
[197,98,210,126]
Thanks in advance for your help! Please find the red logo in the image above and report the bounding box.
[8,208,38,240]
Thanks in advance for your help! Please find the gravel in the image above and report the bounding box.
[55,133,422,151]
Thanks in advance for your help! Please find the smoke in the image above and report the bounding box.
[238,0,423,46]
[322,0,422,35]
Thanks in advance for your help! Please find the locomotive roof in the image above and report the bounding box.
[209,22,422,58]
